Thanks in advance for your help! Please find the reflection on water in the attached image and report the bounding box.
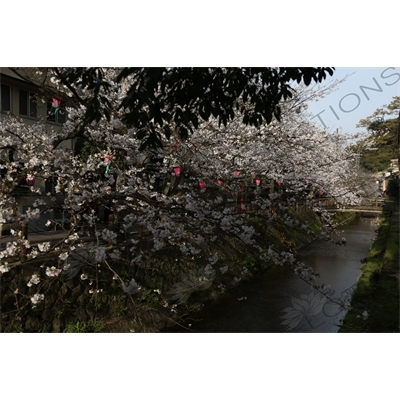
[164,216,378,333]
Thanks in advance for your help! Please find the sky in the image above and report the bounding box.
[306,67,400,134]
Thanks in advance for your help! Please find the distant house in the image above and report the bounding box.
[389,159,399,175]
[0,67,74,235]
[378,159,399,194]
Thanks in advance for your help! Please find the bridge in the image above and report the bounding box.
[320,198,394,215]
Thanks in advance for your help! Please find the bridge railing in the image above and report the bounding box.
[317,197,388,209]
[362,198,385,207]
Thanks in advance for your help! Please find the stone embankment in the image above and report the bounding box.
[340,200,399,332]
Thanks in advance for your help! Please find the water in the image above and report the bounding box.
[164,216,378,333]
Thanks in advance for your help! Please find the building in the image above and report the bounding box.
[0,67,74,235]
[389,158,399,175]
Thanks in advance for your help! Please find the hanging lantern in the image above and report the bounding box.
[52,98,61,115]
[26,174,36,186]
[173,166,181,177]
[255,178,262,187]
[234,170,241,177]
[104,154,114,174]
[217,179,224,186]
[198,181,206,190]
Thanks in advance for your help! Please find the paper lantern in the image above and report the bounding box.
[26,175,36,186]
[173,166,181,177]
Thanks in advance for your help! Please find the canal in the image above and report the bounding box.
[164,215,378,333]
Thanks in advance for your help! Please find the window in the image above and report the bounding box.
[1,84,11,112]
[47,97,66,124]
[19,89,37,118]
[0,148,8,178]
[45,176,58,194]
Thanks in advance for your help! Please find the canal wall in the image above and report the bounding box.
[339,202,399,332]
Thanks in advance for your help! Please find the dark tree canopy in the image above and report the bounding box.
[55,67,335,148]
[358,118,399,172]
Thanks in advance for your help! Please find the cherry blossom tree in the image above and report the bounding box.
[0,68,365,329]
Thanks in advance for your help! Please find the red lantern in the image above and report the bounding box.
[217,179,224,186]
[198,181,206,190]
[173,166,181,177]
[52,98,61,108]
[234,170,241,177]
[26,175,36,186]
[277,181,282,186]
[255,179,261,186]
[104,154,113,174]
[51,98,62,115]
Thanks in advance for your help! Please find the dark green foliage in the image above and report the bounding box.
[386,178,399,198]
[355,96,399,173]
[56,67,335,149]
[357,118,398,172]
[74,137,99,161]
[66,320,104,333]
